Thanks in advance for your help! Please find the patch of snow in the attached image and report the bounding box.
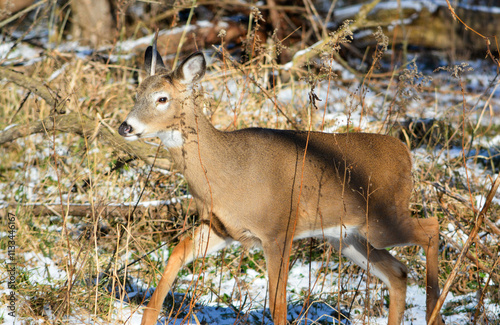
[475,194,486,211]
[22,252,67,285]
[1,123,18,132]
[116,21,214,53]
[47,63,69,82]
[0,42,42,65]
[334,0,439,23]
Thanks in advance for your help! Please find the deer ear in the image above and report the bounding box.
[176,52,206,84]
[144,46,165,76]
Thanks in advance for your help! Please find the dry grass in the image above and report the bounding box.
[1,3,500,325]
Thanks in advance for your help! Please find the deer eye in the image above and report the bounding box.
[157,97,168,104]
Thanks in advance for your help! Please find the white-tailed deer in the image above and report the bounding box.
[118,45,444,325]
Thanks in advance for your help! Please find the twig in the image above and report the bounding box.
[439,232,499,284]
[0,0,47,29]
[8,91,31,124]
[473,254,500,323]
[444,0,500,67]
[430,181,500,236]
[103,143,163,285]
[285,0,381,69]
[173,0,197,68]
[213,46,300,130]
[439,201,496,259]
[428,174,500,324]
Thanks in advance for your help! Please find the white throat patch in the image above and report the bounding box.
[159,130,184,148]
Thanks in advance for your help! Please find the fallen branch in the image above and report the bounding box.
[1,199,195,218]
[0,66,61,109]
[0,112,172,169]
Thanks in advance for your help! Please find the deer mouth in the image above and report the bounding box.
[122,133,141,141]
[118,121,143,140]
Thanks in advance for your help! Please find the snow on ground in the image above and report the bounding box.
[1,239,499,324]
[2,11,500,324]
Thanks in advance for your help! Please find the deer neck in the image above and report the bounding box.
[163,96,225,194]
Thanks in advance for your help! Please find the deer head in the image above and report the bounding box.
[118,48,206,147]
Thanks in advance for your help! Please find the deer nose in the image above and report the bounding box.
[118,121,133,136]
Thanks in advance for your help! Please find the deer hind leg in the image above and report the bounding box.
[262,238,292,325]
[141,224,232,325]
[329,235,408,325]
[408,217,443,325]
[365,216,443,325]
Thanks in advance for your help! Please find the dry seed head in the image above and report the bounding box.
[218,29,227,38]
[434,62,473,79]
[251,7,264,25]
[372,27,389,62]
[326,20,353,53]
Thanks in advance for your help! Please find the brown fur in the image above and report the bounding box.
[118,51,444,325]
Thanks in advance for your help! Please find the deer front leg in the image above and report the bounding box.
[141,224,231,325]
[263,238,292,325]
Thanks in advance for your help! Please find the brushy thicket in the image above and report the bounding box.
[0,1,499,324]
